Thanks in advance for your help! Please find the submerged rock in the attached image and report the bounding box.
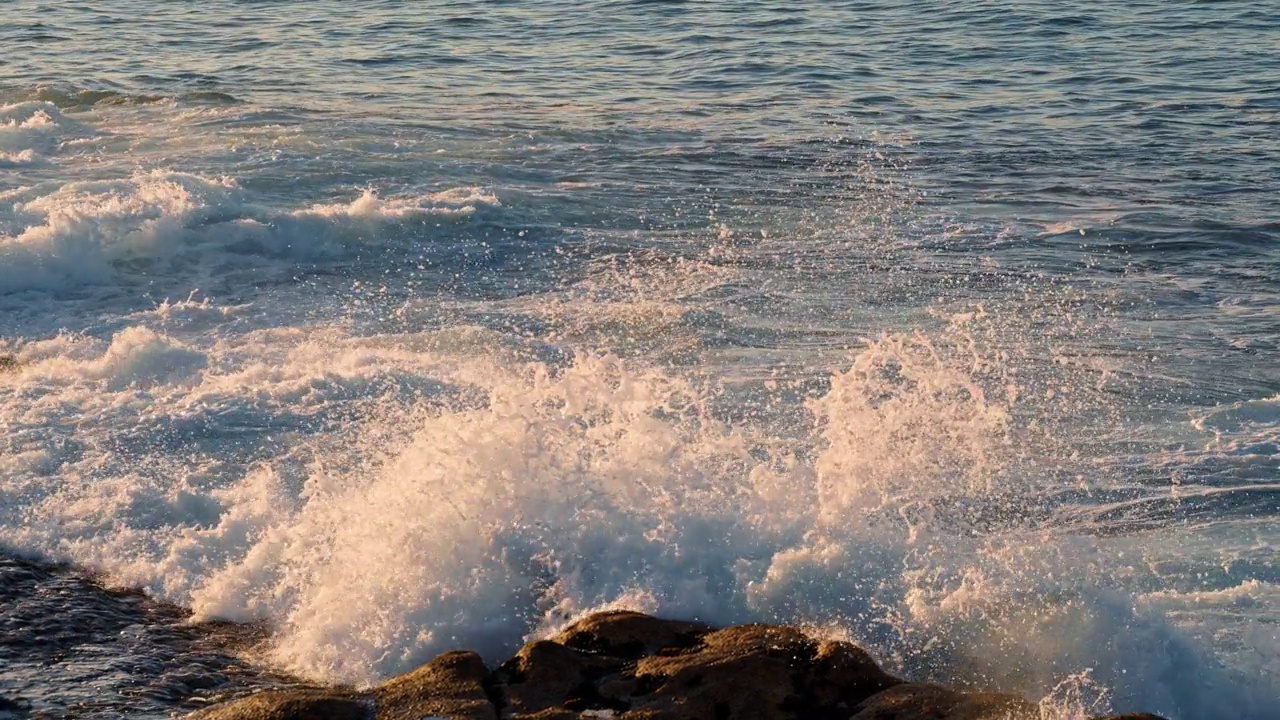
[186,611,1168,720]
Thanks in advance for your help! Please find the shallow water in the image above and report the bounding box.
[1,2,1278,719]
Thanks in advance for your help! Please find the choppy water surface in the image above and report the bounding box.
[1,2,1277,719]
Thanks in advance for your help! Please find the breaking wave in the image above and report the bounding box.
[1,309,1275,719]
[0,170,500,294]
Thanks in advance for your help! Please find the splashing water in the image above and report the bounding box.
[5,304,1270,719]
[2,8,1278,712]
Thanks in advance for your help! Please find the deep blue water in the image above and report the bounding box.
[1,3,1278,718]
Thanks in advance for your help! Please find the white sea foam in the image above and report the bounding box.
[0,102,61,144]
[0,149,39,167]
[0,101,94,161]
[1141,578,1279,616]
[0,171,500,293]
[30,326,209,390]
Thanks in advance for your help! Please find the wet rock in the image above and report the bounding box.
[187,650,495,720]
[848,683,1038,720]
[496,640,626,717]
[621,623,900,720]
[185,691,369,720]
[374,650,496,720]
[183,612,1169,720]
[0,354,17,373]
[494,616,897,719]
[550,610,711,660]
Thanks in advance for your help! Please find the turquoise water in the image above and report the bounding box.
[1,3,1278,718]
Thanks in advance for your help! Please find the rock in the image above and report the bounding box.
[374,650,496,720]
[622,623,899,720]
[183,612,1169,720]
[185,691,369,720]
[848,683,1037,720]
[187,651,495,720]
[495,616,897,719]
[496,640,625,717]
[550,610,711,660]
[808,639,905,712]
[0,355,18,373]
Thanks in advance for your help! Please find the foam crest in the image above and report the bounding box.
[1,321,471,582]
[7,327,207,391]
[1,172,239,291]
[0,172,501,293]
[300,187,499,219]
[1193,396,1280,461]
[123,293,247,333]
[0,101,92,158]
[2,85,236,111]
[0,148,38,167]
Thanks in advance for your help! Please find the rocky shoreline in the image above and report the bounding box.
[188,611,1168,720]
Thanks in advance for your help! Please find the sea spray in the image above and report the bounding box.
[3,291,1272,718]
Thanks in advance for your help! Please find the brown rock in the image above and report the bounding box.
[187,651,495,720]
[183,612,1170,720]
[808,640,903,711]
[619,623,899,720]
[551,610,712,660]
[374,650,496,720]
[496,640,625,717]
[185,691,369,720]
[625,624,811,719]
[848,683,1038,720]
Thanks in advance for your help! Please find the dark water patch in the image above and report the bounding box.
[0,85,244,111]
[1062,485,1280,536]
[1042,14,1098,27]
[180,91,243,105]
[441,15,487,27]
[0,555,309,720]
[9,86,163,110]
[345,55,402,67]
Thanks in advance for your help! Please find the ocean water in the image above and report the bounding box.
[1,1,1277,718]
